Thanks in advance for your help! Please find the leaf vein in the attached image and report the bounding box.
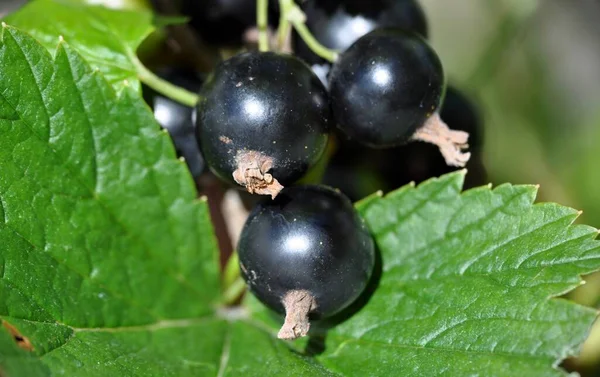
[60,44,99,191]
[216,323,232,377]
[0,221,163,321]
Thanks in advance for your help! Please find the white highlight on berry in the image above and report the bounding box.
[243,98,265,119]
[284,234,311,254]
[373,66,392,87]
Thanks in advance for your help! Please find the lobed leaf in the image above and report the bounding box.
[319,173,600,376]
[0,24,220,375]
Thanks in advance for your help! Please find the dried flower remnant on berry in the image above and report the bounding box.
[411,113,471,167]
[233,150,284,199]
[277,290,317,340]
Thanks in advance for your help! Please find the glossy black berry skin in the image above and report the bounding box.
[143,69,205,178]
[329,28,445,148]
[294,0,428,66]
[195,52,332,187]
[238,185,375,317]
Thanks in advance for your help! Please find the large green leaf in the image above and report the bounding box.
[334,174,600,375]
[3,0,155,91]
[0,24,218,375]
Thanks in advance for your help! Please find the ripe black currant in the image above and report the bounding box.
[323,85,485,201]
[329,28,470,166]
[195,52,332,198]
[294,0,428,66]
[238,185,374,339]
[143,69,205,178]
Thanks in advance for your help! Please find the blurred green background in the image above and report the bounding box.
[2,0,600,374]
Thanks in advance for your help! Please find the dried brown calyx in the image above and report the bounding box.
[411,112,471,167]
[277,290,317,340]
[232,150,284,199]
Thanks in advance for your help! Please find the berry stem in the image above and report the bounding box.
[278,290,317,340]
[222,275,247,305]
[276,6,292,52]
[257,0,270,52]
[223,252,241,290]
[279,0,338,62]
[133,58,200,107]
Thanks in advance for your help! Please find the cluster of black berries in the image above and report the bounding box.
[144,0,484,339]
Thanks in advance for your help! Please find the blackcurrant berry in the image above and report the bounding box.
[195,51,332,198]
[294,0,428,66]
[329,28,470,166]
[329,28,441,146]
[143,69,205,178]
[322,85,485,200]
[238,185,374,339]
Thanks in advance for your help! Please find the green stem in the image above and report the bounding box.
[223,252,240,288]
[222,276,247,305]
[134,58,199,107]
[222,252,246,305]
[276,18,292,51]
[257,0,269,52]
[281,0,338,62]
[292,21,337,62]
[276,0,291,51]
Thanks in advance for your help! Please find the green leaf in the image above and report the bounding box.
[248,172,600,376]
[0,25,341,376]
[3,0,155,91]
[0,24,215,374]
[66,0,152,11]
[336,173,600,375]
